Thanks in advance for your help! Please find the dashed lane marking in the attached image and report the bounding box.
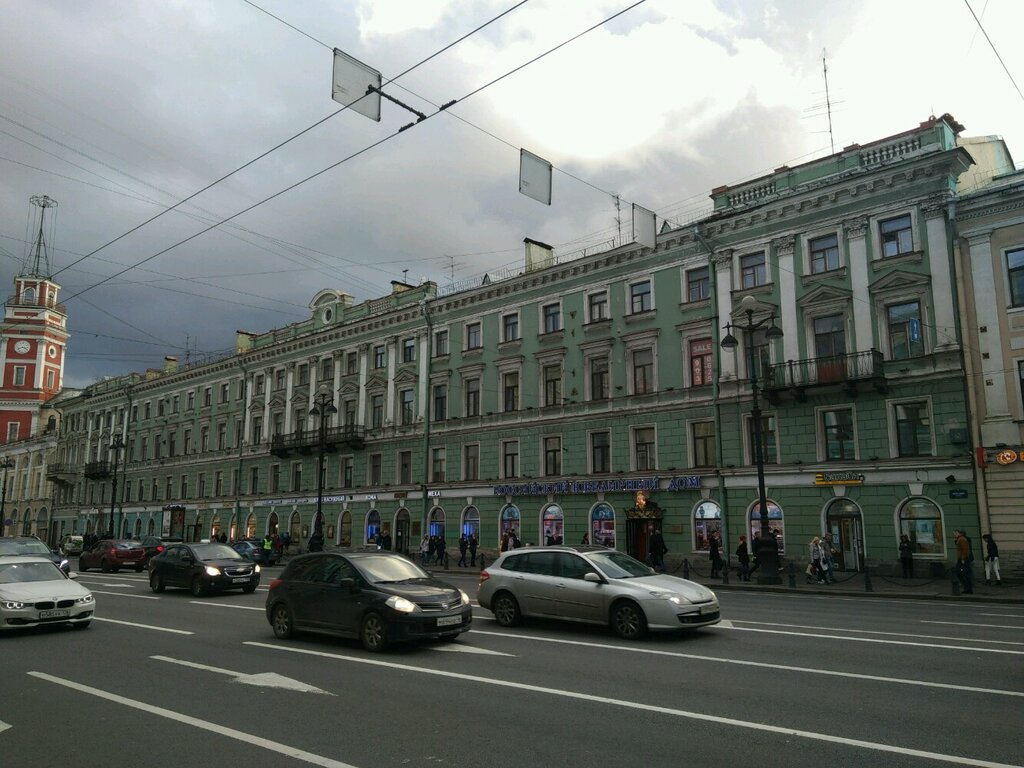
[93,617,192,634]
[730,619,1024,646]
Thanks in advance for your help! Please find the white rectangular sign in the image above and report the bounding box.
[332,48,381,122]
[519,149,552,205]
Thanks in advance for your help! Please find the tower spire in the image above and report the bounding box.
[27,195,58,278]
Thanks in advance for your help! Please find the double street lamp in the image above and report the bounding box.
[721,295,784,585]
[309,384,337,542]
[108,435,125,538]
[0,456,14,537]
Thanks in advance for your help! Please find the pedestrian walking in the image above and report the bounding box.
[469,534,478,567]
[808,536,825,584]
[649,528,667,572]
[982,533,1001,586]
[735,535,751,581]
[581,533,590,545]
[419,535,430,566]
[458,534,469,567]
[709,531,722,578]
[898,533,913,578]
[508,529,520,550]
[821,532,837,583]
[435,536,447,566]
[954,529,974,594]
[308,530,324,553]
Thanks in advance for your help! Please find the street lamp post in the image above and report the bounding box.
[108,435,125,538]
[721,295,784,585]
[309,384,337,542]
[0,457,14,537]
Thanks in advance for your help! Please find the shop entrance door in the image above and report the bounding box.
[826,512,863,571]
[626,518,658,563]
[395,510,410,555]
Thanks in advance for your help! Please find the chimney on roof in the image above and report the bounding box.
[524,237,554,273]
[164,356,178,375]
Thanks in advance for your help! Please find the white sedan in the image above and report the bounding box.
[0,555,95,631]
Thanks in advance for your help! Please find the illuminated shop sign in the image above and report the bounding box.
[492,475,700,497]
[813,472,865,485]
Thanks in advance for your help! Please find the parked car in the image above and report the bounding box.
[0,555,94,631]
[266,551,472,651]
[0,536,70,574]
[78,538,146,573]
[477,546,721,640]
[140,535,184,565]
[60,535,84,557]
[149,542,260,596]
[232,539,279,566]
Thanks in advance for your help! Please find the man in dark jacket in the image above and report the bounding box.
[649,529,667,571]
[458,534,469,567]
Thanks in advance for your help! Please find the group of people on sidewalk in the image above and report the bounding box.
[953,529,1002,593]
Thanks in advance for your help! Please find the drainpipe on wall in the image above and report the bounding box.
[419,299,434,542]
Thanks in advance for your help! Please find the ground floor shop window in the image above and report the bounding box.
[367,509,381,544]
[210,514,221,540]
[500,504,520,544]
[693,500,721,551]
[245,513,256,539]
[590,503,615,548]
[339,511,351,546]
[749,500,784,553]
[267,511,279,536]
[542,503,564,545]
[896,497,944,555]
[462,506,480,538]
[428,506,445,540]
[289,511,302,545]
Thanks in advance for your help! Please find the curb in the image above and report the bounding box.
[692,581,1024,604]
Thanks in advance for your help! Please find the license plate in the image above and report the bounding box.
[700,605,717,614]
[232,577,250,584]
[39,609,69,619]
[437,615,462,627]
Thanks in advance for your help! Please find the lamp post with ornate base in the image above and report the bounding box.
[0,457,14,537]
[108,434,125,538]
[721,295,784,585]
[309,384,338,544]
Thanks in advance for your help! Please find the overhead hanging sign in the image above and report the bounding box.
[519,149,552,205]
[332,48,382,122]
[632,204,656,249]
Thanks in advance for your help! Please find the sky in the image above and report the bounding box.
[1,0,1022,388]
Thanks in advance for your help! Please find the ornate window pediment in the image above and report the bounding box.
[868,269,930,295]
[798,284,852,309]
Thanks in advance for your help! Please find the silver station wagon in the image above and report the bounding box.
[477,546,720,640]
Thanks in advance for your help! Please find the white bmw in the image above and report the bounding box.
[0,555,95,631]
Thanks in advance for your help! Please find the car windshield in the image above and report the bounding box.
[355,555,430,583]
[0,561,65,584]
[191,543,244,561]
[587,551,655,579]
[0,539,51,556]
[115,541,142,550]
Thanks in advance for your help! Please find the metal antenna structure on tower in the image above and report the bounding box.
[822,49,835,155]
[27,195,58,278]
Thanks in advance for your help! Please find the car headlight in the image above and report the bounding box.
[459,589,470,606]
[59,558,70,570]
[254,564,261,574]
[649,590,685,605]
[205,566,221,577]
[75,594,94,605]
[1,600,28,609]
[385,595,419,613]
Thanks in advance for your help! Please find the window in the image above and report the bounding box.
[298,364,309,385]
[321,358,333,381]
[402,337,416,363]
[897,498,944,555]
[291,463,302,492]
[543,364,562,406]
[342,457,353,489]
[542,303,561,333]
[894,401,932,457]
[217,422,227,450]
[250,467,259,494]
[464,377,480,417]
[466,322,482,350]
[45,370,54,389]
[689,338,713,386]
[343,399,356,426]
[633,427,656,471]
[399,389,414,425]
[741,251,767,288]
[203,387,212,406]
[1009,248,1024,307]
[880,214,913,257]
[748,414,777,464]
[369,454,382,486]
[809,234,840,274]
[270,464,280,493]
[168,432,177,457]
[464,444,480,481]
[215,471,224,497]
[434,329,449,357]
[398,451,412,484]
[687,266,710,302]
[276,369,286,390]
[6,423,19,441]
[589,356,609,400]
[630,280,653,314]
[746,328,769,380]
[503,371,519,412]
[373,345,385,368]
[693,500,721,551]
[544,436,561,476]
[588,291,609,322]
[431,447,446,482]
[502,313,520,342]
[822,408,856,460]
[814,315,846,359]
[632,348,654,394]
[750,500,784,552]
[200,426,209,452]
[187,392,195,410]
[887,301,923,360]
[1019,361,1024,412]
[346,351,358,375]
[183,429,192,454]
[433,384,447,421]
[501,440,519,478]
[590,503,616,549]
[371,395,384,429]
[590,431,610,473]
[13,367,25,386]
[692,422,716,467]
[172,395,180,413]
[197,473,207,498]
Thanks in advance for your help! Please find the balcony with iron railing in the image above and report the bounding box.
[269,425,366,457]
[82,461,112,479]
[764,349,887,403]
[45,463,79,484]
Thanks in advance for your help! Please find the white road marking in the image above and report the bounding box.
[150,656,331,694]
[724,591,984,609]
[0,720,10,736]
[726,625,1024,655]
[922,620,1024,630]
[94,617,192,635]
[425,643,513,656]
[732,620,1024,646]
[469,630,1024,698]
[979,613,1024,619]
[90,590,160,600]
[244,642,1022,768]
[27,672,355,768]
[189,600,265,611]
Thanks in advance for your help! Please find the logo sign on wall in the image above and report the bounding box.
[814,472,865,485]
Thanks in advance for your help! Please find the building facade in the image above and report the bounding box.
[52,115,1003,575]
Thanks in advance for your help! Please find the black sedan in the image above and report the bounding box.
[149,542,260,596]
[265,551,472,651]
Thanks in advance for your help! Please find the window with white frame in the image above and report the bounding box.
[809,234,840,273]
[747,414,777,464]
[502,312,520,342]
[741,251,767,288]
[689,338,713,386]
[687,266,710,302]
[13,366,25,386]
[6,423,19,441]
[590,431,610,473]
[880,214,913,257]
[1009,248,1024,307]
[501,440,519,478]
[542,302,561,333]
[502,371,519,412]
[431,447,446,482]
[629,279,653,314]
[464,377,480,417]
[631,348,654,394]
[543,435,561,476]
[543,364,562,406]
[402,337,416,363]
[464,444,480,481]
[821,408,856,460]
[633,427,656,471]
[589,355,609,400]
[588,291,609,322]
[887,301,924,360]
[466,322,482,350]
[692,422,716,467]
[434,329,449,357]
[892,400,932,457]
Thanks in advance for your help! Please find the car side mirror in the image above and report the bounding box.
[68,571,79,580]
[338,577,357,591]
[583,572,603,584]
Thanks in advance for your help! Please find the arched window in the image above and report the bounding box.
[210,514,221,540]
[896,497,944,556]
[428,507,445,539]
[339,510,352,547]
[499,504,520,543]
[367,509,381,544]
[134,518,142,538]
[22,286,35,303]
[590,502,615,548]
[245,513,256,539]
[147,518,155,536]
[750,500,784,553]
[289,511,302,545]
[267,511,279,536]
[693,500,721,552]
[461,506,480,538]
[541,503,563,545]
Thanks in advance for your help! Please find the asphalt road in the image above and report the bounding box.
[2,567,1022,768]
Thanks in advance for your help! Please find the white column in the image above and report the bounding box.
[384,336,397,425]
[307,356,318,417]
[925,207,958,349]
[714,250,736,380]
[967,232,1011,419]
[332,353,342,411]
[243,371,254,444]
[844,216,873,353]
[774,237,798,363]
[261,368,273,441]
[418,332,430,420]
[357,345,369,424]
[284,363,295,433]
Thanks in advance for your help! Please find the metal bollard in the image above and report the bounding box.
[682,558,690,580]
[787,561,797,588]
[863,563,873,592]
